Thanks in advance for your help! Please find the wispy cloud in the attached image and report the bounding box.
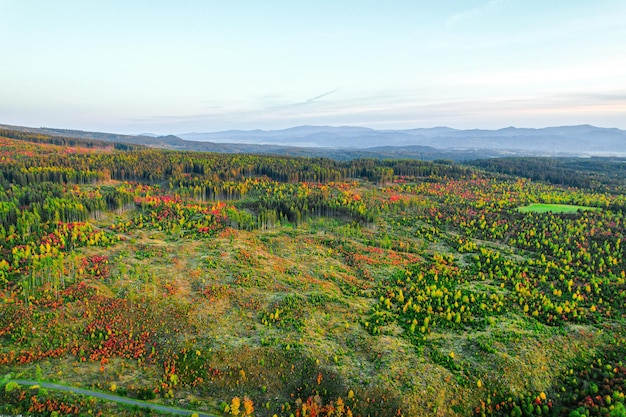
[446,0,509,29]
[561,91,626,103]
[261,88,343,111]
[438,57,626,90]
[303,88,341,104]
[125,86,626,133]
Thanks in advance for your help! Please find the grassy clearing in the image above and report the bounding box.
[517,203,599,213]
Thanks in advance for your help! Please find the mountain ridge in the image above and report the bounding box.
[177,124,626,154]
[2,123,625,160]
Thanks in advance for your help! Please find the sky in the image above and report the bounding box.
[1,0,626,135]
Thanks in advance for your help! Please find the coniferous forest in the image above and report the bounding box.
[1,131,625,417]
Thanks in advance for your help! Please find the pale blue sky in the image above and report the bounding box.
[1,0,626,134]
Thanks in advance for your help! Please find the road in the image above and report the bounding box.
[11,379,220,417]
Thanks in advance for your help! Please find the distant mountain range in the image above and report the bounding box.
[179,125,626,154]
[2,123,625,161]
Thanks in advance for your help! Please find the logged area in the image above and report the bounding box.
[0,133,625,417]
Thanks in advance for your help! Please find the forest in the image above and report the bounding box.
[0,130,625,417]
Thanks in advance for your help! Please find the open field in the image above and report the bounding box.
[517,203,600,213]
[0,131,625,416]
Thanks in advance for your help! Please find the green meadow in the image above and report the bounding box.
[517,203,600,213]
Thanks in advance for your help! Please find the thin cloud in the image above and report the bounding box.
[304,88,341,104]
[446,0,509,29]
[263,88,342,111]
[126,88,626,133]
[560,91,626,103]
[438,57,626,89]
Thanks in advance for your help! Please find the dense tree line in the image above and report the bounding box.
[0,128,140,150]
[472,157,626,191]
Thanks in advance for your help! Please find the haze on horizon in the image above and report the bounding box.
[1,0,626,136]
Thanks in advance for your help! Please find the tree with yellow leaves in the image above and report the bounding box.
[230,397,241,416]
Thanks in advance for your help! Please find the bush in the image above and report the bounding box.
[610,403,626,417]
[4,381,19,393]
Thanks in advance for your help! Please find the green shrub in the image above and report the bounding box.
[5,381,20,393]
